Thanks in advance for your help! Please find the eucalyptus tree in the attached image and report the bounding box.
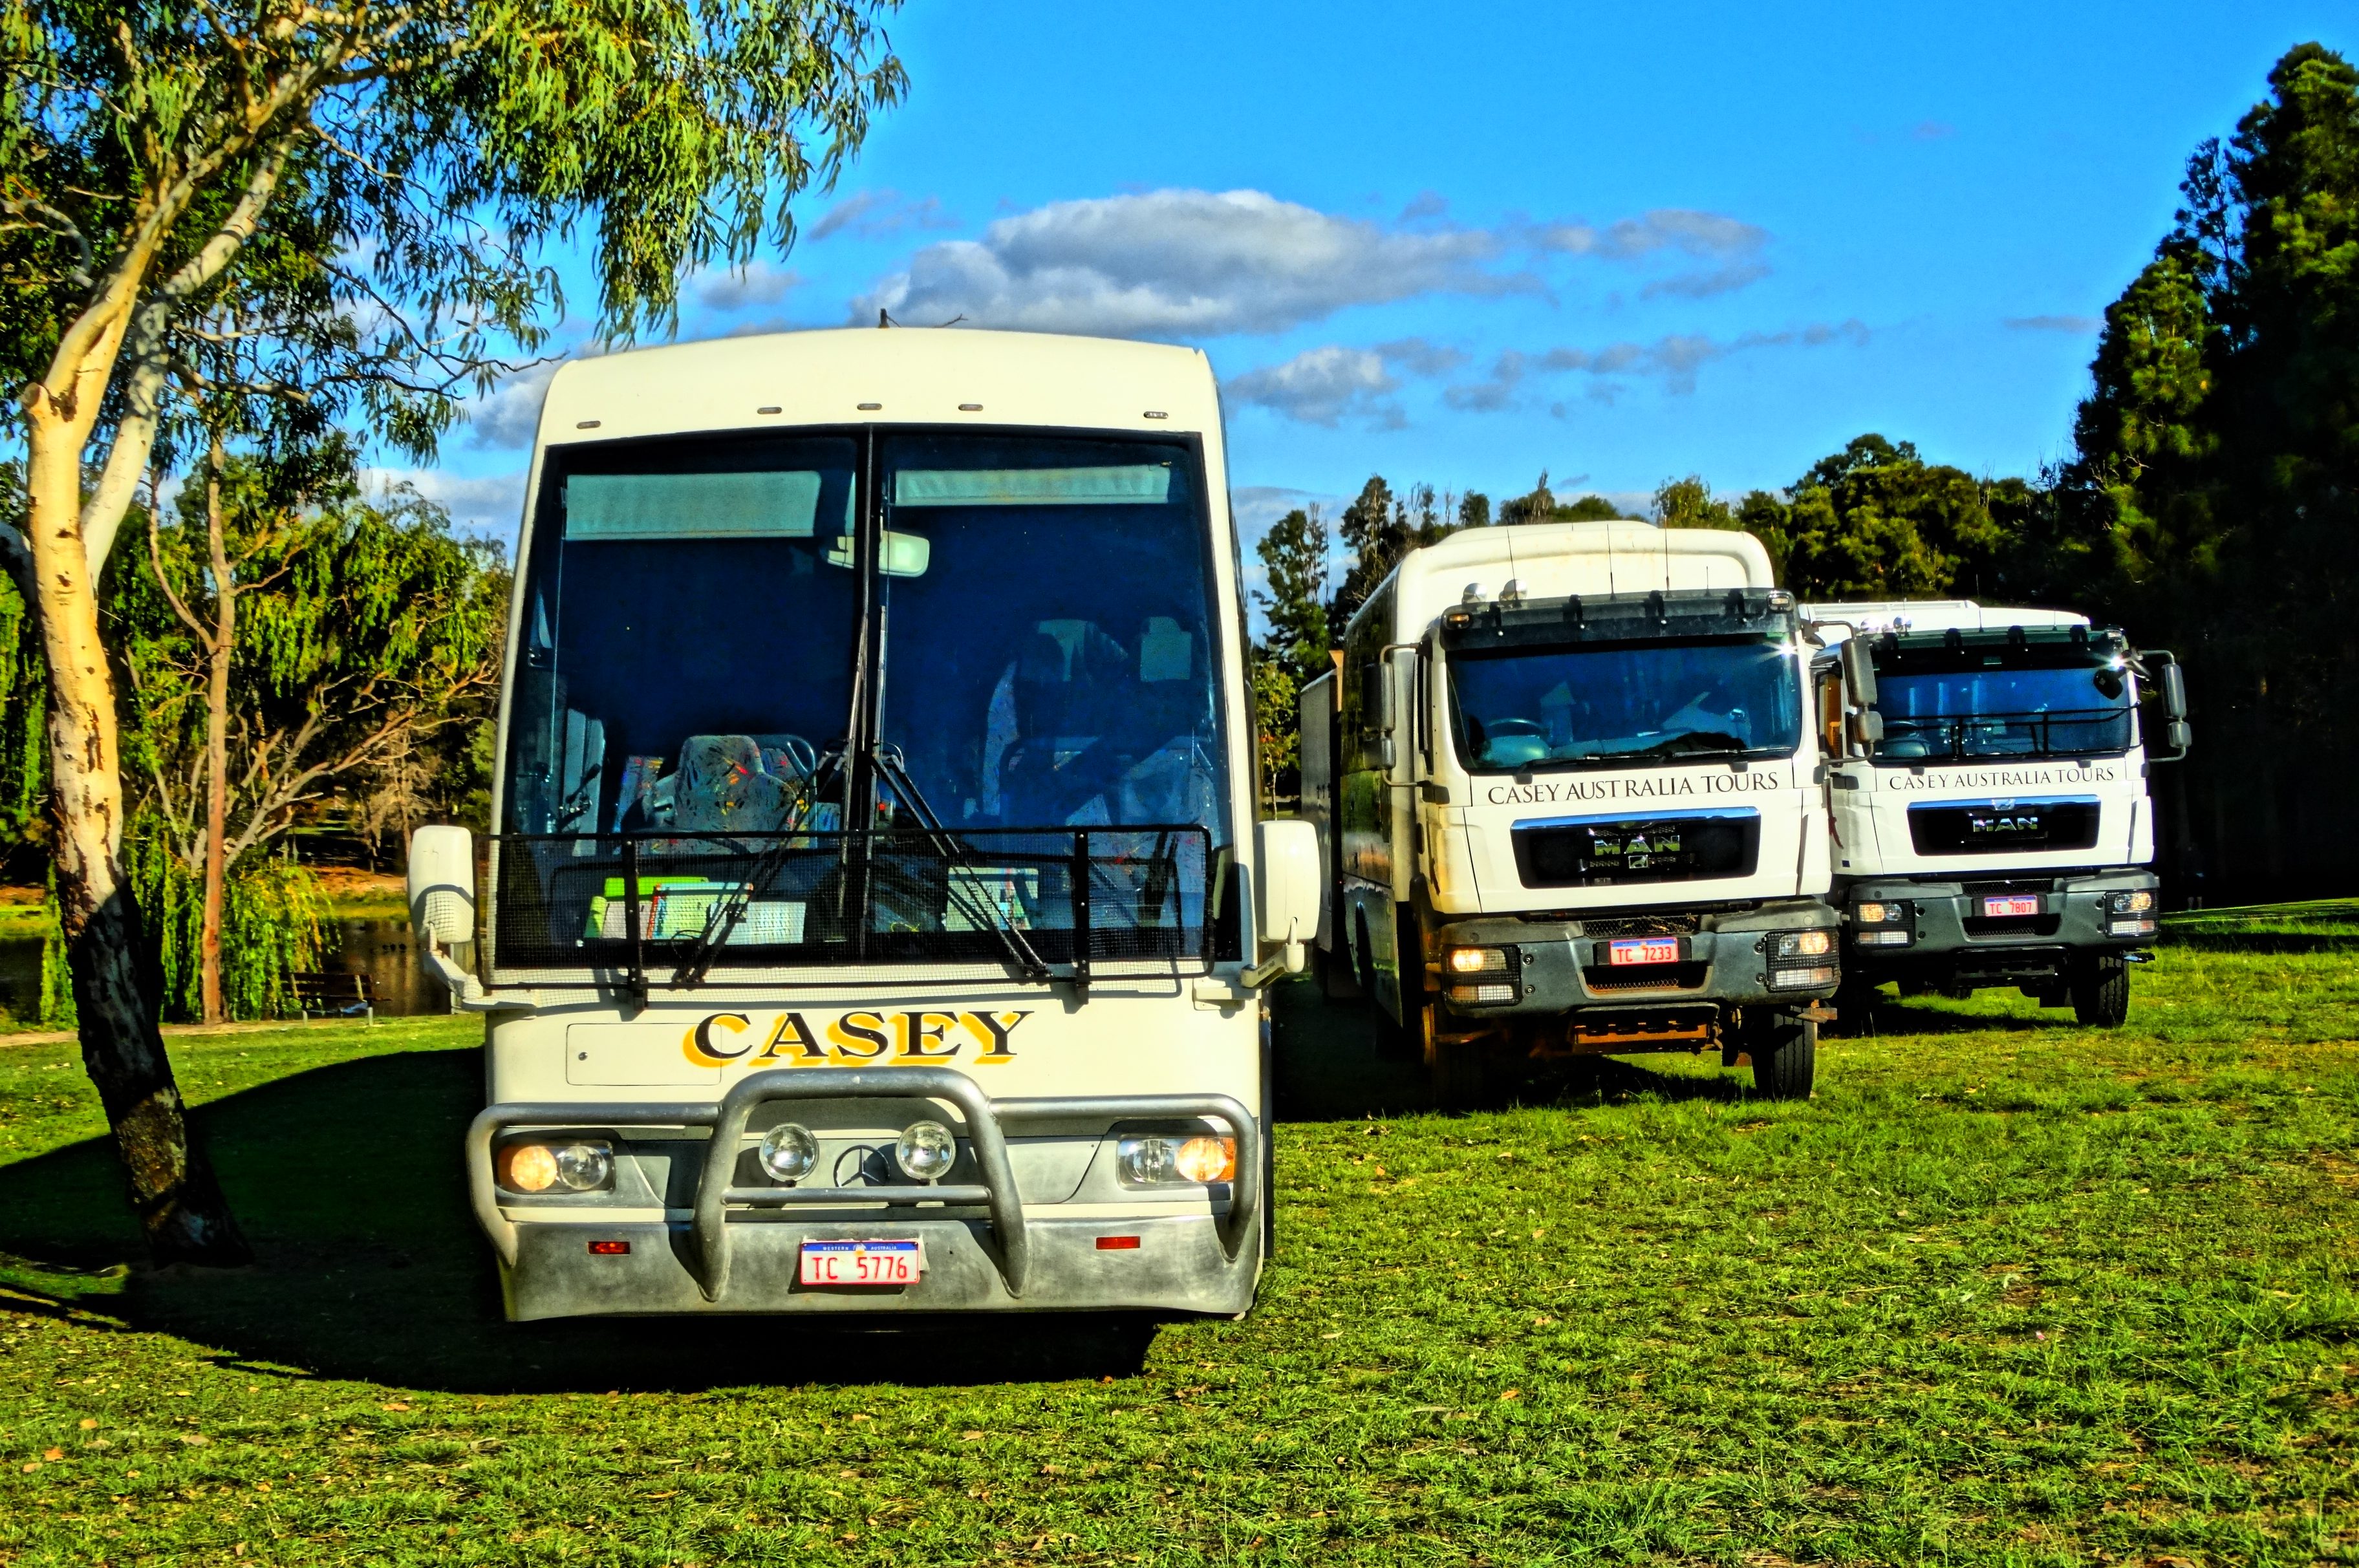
[0,0,905,1262]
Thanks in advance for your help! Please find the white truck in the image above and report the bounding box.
[405,327,1322,1326]
[1807,599,2189,1027]
[1299,522,1841,1103]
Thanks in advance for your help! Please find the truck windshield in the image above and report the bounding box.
[1447,636,1802,771]
[1874,656,2133,760]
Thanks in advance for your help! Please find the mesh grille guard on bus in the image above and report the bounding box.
[487,822,1216,994]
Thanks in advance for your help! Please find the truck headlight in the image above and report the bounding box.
[1774,930,1835,958]
[2106,890,2155,914]
[1449,983,1518,1005]
[1117,1135,1236,1186]
[894,1121,958,1182]
[1769,958,1838,989]
[1855,901,1908,924]
[499,1140,613,1194]
[1856,929,1912,947]
[1447,946,1509,974]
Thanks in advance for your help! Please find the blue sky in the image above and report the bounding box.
[393,0,2354,556]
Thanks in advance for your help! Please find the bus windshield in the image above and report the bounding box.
[1447,636,1802,771]
[497,427,1229,973]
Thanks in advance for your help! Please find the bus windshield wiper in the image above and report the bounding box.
[867,746,1055,985]
[1638,730,1750,757]
[671,747,846,987]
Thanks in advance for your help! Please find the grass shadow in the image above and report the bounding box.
[1839,996,2071,1036]
[0,1048,1159,1393]
[2160,931,2359,954]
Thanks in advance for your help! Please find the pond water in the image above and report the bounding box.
[0,918,451,1026]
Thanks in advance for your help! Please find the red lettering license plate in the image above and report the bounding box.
[1608,936,1681,966]
[799,1240,923,1285]
[1983,895,2041,918]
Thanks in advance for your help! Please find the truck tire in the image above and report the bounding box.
[1429,1026,1492,1110]
[2071,956,2129,1027]
[1748,1010,1817,1101]
[1827,978,1879,1037]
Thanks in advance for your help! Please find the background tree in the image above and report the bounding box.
[120,472,505,1019]
[1331,475,1404,623]
[1499,471,1633,526]
[1254,505,1331,677]
[2065,41,2359,895]
[0,0,905,1263]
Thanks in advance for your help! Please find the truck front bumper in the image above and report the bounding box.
[468,1068,1262,1321]
[1430,897,1842,1025]
[1838,868,2160,987]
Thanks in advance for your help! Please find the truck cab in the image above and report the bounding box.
[1302,523,1840,1102]
[1807,599,2191,1026]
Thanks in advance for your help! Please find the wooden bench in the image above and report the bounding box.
[290,971,376,1021]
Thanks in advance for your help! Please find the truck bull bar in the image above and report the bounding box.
[464,1068,1261,1303]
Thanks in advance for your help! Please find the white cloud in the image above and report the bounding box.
[2004,314,2100,333]
[854,188,1521,338]
[1526,208,1769,261]
[811,189,960,242]
[1446,319,1871,409]
[692,261,803,312]
[463,359,563,450]
[364,466,528,540]
[1227,347,1402,429]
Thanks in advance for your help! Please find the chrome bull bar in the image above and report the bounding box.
[464,1068,1261,1302]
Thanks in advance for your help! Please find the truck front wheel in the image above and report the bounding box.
[1428,1017,1493,1110]
[2070,955,2130,1027]
[1745,1009,1818,1101]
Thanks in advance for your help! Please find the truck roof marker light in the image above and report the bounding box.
[857,402,882,411]
[756,405,781,415]
[1143,410,1169,419]
[1498,579,1525,606]
[1769,590,1794,612]
[1462,583,1485,606]
[575,420,601,430]
[1096,1236,1141,1251]
[958,403,983,411]
[588,1240,630,1256]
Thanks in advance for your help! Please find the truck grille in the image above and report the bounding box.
[1906,798,2100,856]
[1574,913,1703,938]
[1512,810,1760,889]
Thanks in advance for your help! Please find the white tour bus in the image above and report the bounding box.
[406,328,1318,1322]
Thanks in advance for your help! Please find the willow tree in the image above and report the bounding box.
[0,0,905,1262]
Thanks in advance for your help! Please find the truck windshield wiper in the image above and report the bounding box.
[1637,730,1750,756]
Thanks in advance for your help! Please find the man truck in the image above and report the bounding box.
[1299,522,1842,1104]
[1805,599,2190,1027]
[406,327,1320,1325]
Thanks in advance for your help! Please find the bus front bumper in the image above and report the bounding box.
[467,1068,1263,1321]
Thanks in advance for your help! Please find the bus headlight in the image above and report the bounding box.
[1118,1135,1237,1185]
[894,1121,958,1182]
[499,1140,613,1194]
[758,1122,819,1183]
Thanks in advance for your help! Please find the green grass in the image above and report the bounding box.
[0,954,2354,1565]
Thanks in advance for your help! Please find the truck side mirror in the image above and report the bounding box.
[1383,646,1419,778]
[1243,818,1321,985]
[2148,651,2192,762]
[1838,638,1883,754]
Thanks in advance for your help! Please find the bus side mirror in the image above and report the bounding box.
[1244,818,1320,985]
[2149,651,2192,762]
[1838,638,1883,754]
[407,825,482,998]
